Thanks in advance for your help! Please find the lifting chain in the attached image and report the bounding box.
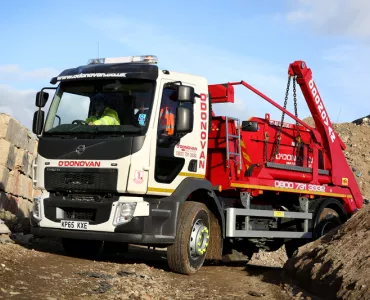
[269,75,300,163]
[292,77,301,143]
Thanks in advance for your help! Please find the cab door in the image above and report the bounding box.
[146,78,203,196]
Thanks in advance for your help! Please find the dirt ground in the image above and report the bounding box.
[0,238,319,300]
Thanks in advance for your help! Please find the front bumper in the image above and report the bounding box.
[30,195,179,245]
[31,227,175,244]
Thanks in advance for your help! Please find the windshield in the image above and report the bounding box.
[43,79,155,135]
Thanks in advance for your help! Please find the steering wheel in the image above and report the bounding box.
[72,120,88,125]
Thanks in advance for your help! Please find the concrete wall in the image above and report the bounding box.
[0,113,38,218]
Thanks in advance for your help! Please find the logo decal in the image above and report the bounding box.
[58,161,101,167]
[75,145,86,154]
[134,170,144,184]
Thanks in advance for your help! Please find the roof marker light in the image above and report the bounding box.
[87,55,158,65]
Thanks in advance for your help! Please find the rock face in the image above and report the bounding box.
[284,203,370,300]
[0,113,38,219]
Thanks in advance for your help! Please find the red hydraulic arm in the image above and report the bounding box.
[288,61,363,209]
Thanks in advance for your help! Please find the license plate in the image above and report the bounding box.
[60,220,89,230]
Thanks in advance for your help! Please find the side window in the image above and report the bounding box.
[157,88,177,136]
[157,87,193,136]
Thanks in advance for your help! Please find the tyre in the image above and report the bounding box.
[167,201,211,275]
[61,238,103,258]
[314,207,342,239]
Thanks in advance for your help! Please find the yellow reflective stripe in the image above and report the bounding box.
[148,187,175,193]
[178,172,204,178]
[230,182,353,198]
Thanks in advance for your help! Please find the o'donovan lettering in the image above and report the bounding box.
[58,161,101,167]
[308,79,336,143]
[199,93,208,169]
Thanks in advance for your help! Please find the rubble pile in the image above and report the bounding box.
[282,117,370,300]
[0,114,39,237]
[284,203,370,300]
[303,117,370,200]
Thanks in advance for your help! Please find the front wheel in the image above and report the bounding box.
[167,201,211,275]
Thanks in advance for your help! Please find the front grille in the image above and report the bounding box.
[44,167,118,192]
[64,208,96,222]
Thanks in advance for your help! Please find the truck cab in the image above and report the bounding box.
[31,56,216,273]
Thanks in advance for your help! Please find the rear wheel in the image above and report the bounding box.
[314,208,342,238]
[167,201,210,275]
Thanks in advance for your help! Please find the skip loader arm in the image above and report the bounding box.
[288,61,363,210]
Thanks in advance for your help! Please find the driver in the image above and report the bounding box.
[86,93,120,125]
[158,91,176,135]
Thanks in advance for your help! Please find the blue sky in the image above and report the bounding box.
[1,0,369,129]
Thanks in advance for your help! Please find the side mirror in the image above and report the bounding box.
[175,107,193,134]
[36,91,49,107]
[241,121,259,132]
[33,110,45,135]
[177,85,195,103]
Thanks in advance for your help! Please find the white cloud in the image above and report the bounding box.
[285,0,370,38]
[0,64,58,129]
[0,65,58,81]
[0,84,37,128]
[0,84,54,129]
[286,10,312,22]
[322,44,358,63]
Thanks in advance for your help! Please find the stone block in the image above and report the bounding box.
[33,189,42,198]
[0,192,18,215]
[0,192,9,210]
[15,148,26,173]
[27,154,34,178]
[24,177,33,200]
[0,165,10,192]
[0,139,16,170]
[0,114,28,149]
[5,170,24,196]
[33,140,38,156]
[17,197,32,217]
[26,133,37,156]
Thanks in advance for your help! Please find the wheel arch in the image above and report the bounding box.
[171,177,225,238]
[309,197,348,231]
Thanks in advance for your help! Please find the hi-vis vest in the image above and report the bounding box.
[86,107,120,125]
[159,107,175,135]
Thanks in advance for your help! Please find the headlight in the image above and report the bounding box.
[32,197,42,221]
[113,202,137,226]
